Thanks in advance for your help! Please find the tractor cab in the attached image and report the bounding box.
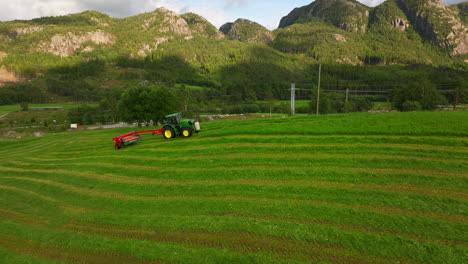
[164,113,181,126]
[162,113,200,139]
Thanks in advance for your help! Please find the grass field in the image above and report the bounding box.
[0,111,467,264]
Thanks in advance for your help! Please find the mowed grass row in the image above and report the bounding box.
[0,111,467,264]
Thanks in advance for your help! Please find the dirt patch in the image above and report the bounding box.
[38,30,115,57]
[32,132,45,137]
[10,26,44,36]
[0,66,19,86]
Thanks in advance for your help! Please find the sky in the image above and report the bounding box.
[0,0,465,29]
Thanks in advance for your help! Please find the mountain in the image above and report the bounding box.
[456,2,468,24]
[278,0,467,56]
[0,2,466,104]
[0,8,224,59]
[279,0,370,33]
[395,0,467,55]
[220,19,274,44]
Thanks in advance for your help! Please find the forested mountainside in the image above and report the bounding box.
[0,0,466,105]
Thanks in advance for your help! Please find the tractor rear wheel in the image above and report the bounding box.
[181,127,193,138]
[163,126,175,139]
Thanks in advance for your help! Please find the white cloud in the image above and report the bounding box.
[1,0,80,21]
[0,0,230,28]
[0,0,465,29]
[224,0,249,8]
[358,0,384,6]
[357,0,465,7]
[0,0,188,21]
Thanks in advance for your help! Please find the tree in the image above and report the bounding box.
[99,90,121,123]
[20,102,29,111]
[118,86,178,125]
[392,80,443,111]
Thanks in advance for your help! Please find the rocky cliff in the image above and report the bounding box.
[369,0,411,31]
[395,0,467,56]
[279,0,467,56]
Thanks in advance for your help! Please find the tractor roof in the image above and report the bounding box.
[165,113,181,118]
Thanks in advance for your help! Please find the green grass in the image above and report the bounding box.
[0,105,20,116]
[0,111,467,264]
[174,84,208,91]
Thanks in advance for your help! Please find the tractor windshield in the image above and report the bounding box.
[165,113,181,125]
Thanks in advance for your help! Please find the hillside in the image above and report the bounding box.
[279,0,371,33]
[0,111,467,263]
[396,0,467,55]
[278,0,467,56]
[456,2,468,24]
[220,19,274,44]
[0,2,466,107]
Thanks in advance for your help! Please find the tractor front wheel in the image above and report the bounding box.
[181,127,193,138]
[163,126,175,139]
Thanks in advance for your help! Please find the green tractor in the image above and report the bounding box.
[162,113,200,139]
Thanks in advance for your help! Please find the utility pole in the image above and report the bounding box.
[291,83,296,116]
[316,64,321,115]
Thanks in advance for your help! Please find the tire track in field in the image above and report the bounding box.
[0,203,463,250]
[43,141,468,156]
[0,184,101,214]
[1,176,465,223]
[198,153,468,164]
[208,134,468,141]
[24,151,468,165]
[8,160,466,178]
[0,235,165,264]
[0,208,48,227]
[2,138,74,157]
[206,213,467,247]
[63,221,421,264]
[2,163,467,201]
[142,142,468,153]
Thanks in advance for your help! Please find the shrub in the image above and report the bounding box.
[353,97,373,112]
[20,102,29,111]
[309,90,333,114]
[392,80,443,111]
[274,103,291,115]
[401,100,422,112]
